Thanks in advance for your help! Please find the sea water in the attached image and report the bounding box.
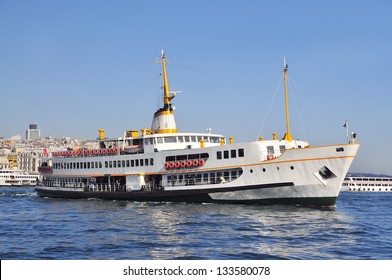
[1,187,391,260]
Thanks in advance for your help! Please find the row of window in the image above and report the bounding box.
[166,153,209,162]
[217,149,245,160]
[145,135,223,145]
[349,178,392,182]
[54,158,154,170]
[1,176,38,179]
[345,183,392,187]
[166,169,243,186]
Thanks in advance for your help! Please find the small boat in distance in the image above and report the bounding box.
[0,168,40,186]
[35,51,359,206]
[342,176,392,192]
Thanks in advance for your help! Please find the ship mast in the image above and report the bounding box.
[282,59,293,141]
[161,50,174,108]
[150,50,178,134]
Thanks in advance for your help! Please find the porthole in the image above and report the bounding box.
[250,169,253,173]
[263,168,266,172]
[290,166,294,170]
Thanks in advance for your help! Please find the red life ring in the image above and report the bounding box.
[164,162,170,169]
[267,154,274,160]
[181,161,187,168]
[169,162,176,168]
[175,161,181,168]
[187,160,193,167]
[193,159,199,166]
[199,159,205,166]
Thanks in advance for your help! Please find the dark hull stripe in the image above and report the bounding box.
[35,181,337,206]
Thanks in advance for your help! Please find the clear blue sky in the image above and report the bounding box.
[0,0,391,175]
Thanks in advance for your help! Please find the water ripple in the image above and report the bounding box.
[1,188,392,259]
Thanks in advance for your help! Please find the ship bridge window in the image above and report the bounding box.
[191,136,197,142]
[145,138,154,145]
[279,145,286,153]
[210,137,220,143]
[203,136,210,143]
[184,136,190,142]
[164,136,177,143]
[267,146,274,155]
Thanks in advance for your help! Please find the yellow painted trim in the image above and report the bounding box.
[153,128,179,134]
[154,110,174,116]
[164,155,356,174]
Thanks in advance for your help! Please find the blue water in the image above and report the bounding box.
[0,187,391,260]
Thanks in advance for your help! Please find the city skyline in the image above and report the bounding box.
[1,0,391,175]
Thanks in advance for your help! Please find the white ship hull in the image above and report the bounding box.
[35,142,359,206]
[0,169,39,186]
[342,176,392,192]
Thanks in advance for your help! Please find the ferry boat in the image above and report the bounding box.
[35,51,360,206]
[0,168,40,186]
[342,176,392,192]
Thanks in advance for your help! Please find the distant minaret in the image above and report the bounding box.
[150,50,179,134]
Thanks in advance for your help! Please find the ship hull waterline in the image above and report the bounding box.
[35,183,338,207]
